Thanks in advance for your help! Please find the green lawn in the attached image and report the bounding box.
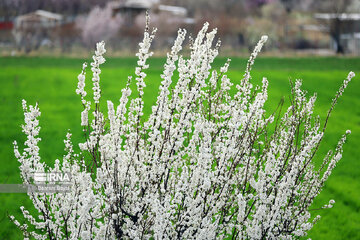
[0,56,359,239]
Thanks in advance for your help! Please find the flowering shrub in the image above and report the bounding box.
[11,15,355,239]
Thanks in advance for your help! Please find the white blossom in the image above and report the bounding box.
[11,22,354,240]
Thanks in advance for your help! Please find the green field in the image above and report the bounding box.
[0,56,359,239]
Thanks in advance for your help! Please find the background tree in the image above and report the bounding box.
[311,0,355,54]
[77,2,123,48]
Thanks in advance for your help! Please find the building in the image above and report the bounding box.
[315,13,360,55]
[112,0,194,26]
[15,10,63,28]
[0,20,14,45]
[12,10,63,52]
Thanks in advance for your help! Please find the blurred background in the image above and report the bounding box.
[1,0,360,56]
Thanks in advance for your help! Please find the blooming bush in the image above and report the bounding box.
[11,15,355,239]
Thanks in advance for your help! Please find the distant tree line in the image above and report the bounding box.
[1,0,359,20]
[0,0,109,20]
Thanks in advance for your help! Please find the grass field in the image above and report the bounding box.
[0,56,359,239]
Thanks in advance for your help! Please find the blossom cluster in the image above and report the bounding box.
[11,18,354,239]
